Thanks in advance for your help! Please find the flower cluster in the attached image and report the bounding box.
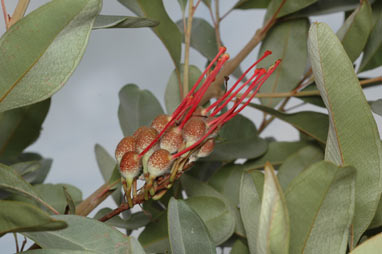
[115,47,280,207]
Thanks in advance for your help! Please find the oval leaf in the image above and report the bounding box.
[0,0,101,112]
[0,201,66,235]
[308,22,382,245]
[258,18,309,108]
[265,0,316,19]
[186,196,235,245]
[11,157,52,185]
[24,215,145,253]
[0,100,50,161]
[168,198,216,254]
[118,84,164,136]
[94,208,150,230]
[257,162,289,254]
[93,15,159,29]
[286,161,356,253]
[290,0,367,17]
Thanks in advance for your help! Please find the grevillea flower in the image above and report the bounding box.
[117,47,281,206]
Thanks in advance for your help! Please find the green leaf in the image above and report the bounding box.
[265,0,316,19]
[118,84,164,136]
[11,157,52,185]
[177,0,188,14]
[258,18,309,108]
[234,0,270,9]
[12,184,82,214]
[94,208,150,230]
[240,171,264,253]
[308,22,382,245]
[137,0,182,70]
[286,161,356,253]
[138,212,170,253]
[176,18,218,61]
[249,103,328,143]
[24,215,145,253]
[231,238,250,254]
[0,200,66,235]
[243,141,310,171]
[350,233,382,253]
[257,163,289,254]
[93,15,159,29]
[207,114,268,161]
[185,196,235,245]
[371,99,382,116]
[0,100,50,161]
[0,163,58,213]
[181,174,246,237]
[21,250,95,254]
[290,0,368,17]
[63,186,76,215]
[277,145,324,189]
[337,0,373,62]
[94,144,121,205]
[0,0,101,112]
[168,198,216,254]
[95,144,117,181]
[208,163,244,208]
[360,0,382,72]
[117,0,144,16]
[165,65,203,114]
[370,197,382,229]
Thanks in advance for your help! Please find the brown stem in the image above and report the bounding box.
[214,0,223,48]
[1,0,9,30]
[75,180,119,216]
[9,0,29,27]
[183,0,194,99]
[200,0,287,105]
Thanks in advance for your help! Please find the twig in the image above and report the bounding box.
[20,237,27,252]
[9,0,29,27]
[220,7,233,21]
[75,180,119,216]
[200,0,288,104]
[214,0,223,48]
[1,0,9,30]
[13,233,19,253]
[183,0,194,99]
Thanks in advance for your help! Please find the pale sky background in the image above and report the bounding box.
[1,1,381,252]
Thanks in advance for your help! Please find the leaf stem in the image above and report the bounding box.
[1,0,9,30]
[183,0,194,99]
[9,0,29,27]
[13,233,19,253]
[214,0,223,48]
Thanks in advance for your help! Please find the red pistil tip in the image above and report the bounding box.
[222,53,230,60]
[264,50,272,56]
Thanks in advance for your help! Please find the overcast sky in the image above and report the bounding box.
[1,1,381,252]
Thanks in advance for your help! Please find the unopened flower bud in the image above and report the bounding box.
[183,117,207,145]
[197,139,214,158]
[160,127,184,153]
[147,149,173,178]
[136,127,158,154]
[119,151,142,181]
[151,114,171,133]
[115,136,136,162]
